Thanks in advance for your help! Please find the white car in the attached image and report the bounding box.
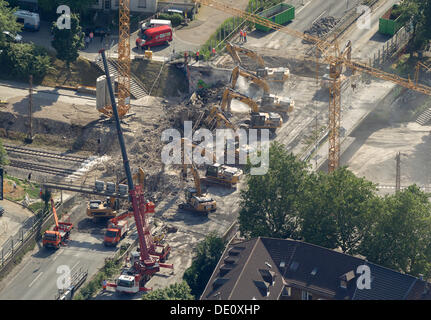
[2,31,23,43]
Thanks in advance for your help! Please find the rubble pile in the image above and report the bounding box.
[304,16,339,38]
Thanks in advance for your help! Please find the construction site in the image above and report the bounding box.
[0,0,430,300]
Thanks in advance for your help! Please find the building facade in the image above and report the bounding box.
[92,0,159,14]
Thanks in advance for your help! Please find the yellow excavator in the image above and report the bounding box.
[220,88,283,129]
[225,42,289,82]
[87,168,145,220]
[231,65,271,95]
[221,86,293,122]
[181,136,243,187]
[179,154,217,215]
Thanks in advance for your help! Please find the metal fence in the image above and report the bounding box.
[0,207,49,269]
[0,196,74,272]
[371,26,413,68]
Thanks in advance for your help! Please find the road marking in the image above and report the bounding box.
[28,272,43,288]
[268,0,313,41]
[297,0,313,14]
[71,261,80,270]
[312,10,327,25]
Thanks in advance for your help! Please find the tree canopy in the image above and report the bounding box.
[238,141,431,278]
[238,141,309,239]
[360,186,431,278]
[51,13,84,68]
[395,0,431,50]
[0,0,21,46]
[183,232,225,298]
[142,281,194,300]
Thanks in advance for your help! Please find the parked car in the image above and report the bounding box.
[140,19,172,34]
[136,25,172,50]
[2,31,23,43]
[0,206,4,217]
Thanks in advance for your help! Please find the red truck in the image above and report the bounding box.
[136,25,173,50]
[104,211,132,246]
[42,199,73,249]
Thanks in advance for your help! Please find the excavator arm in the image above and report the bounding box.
[50,198,59,230]
[231,66,270,95]
[220,87,260,113]
[225,42,265,67]
[182,153,203,196]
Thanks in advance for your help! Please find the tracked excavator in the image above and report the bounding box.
[87,168,145,221]
[226,72,294,121]
[225,42,289,82]
[181,136,243,186]
[179,155,217,215]
[220,88,284,130]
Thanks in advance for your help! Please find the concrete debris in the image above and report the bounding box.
[304,16,339,38]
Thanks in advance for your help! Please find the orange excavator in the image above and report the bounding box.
[42,198,73,250]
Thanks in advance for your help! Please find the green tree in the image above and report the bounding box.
[51,13,84,69]
[395,0,431,51]
[238,141,310,239]
[1,43,52,81]
[0,0,21,46]
[183,232,225,298]
[360,185,431,278]
[299,167,381,254]
[142,281,194,300]
[0,138,8,165]
[38,0,93,19]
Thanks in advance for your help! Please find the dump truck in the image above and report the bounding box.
[255,3,295,32]
[42,199,73,249]
[379,4,403,36]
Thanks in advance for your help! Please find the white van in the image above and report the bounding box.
[14,10,40,31]
[141,19,172,33]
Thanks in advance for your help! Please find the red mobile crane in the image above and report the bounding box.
[99,49,172,293]
[42,198,73,249]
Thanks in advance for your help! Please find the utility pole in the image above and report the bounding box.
[395,152,402,193]
[26,75,33,143]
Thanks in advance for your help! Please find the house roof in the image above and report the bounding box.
[201,237,431,300]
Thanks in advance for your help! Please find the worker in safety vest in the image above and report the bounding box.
[195,50,199,62]
[243,30,247,42]
[212,47,216,57]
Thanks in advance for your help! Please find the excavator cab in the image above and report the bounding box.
[205,163,242,187]
[250,112,282,132]
[182,187,216,214]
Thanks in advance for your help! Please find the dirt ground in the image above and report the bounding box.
[344,91,431,189]
[0,200,34,248]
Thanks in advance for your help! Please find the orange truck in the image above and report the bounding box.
[42,199,73,249]
[103,211,132,246]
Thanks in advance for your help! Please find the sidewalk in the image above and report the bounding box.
[174,0,250,46]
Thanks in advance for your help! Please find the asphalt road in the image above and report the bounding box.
[0,202,118,300]
[245,0,363,53]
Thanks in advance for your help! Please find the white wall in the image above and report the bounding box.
[91,0,158,13]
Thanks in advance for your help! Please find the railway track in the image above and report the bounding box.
[4,144,88,163]
[8,160,80,177]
